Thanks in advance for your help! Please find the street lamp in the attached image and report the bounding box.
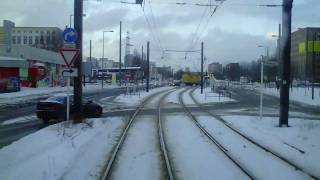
[258,45,269,120]
[258,45,269,59]
[70,14,86,28]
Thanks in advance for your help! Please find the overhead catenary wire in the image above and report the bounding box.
[147,0,165,52]
[141,7,164,52]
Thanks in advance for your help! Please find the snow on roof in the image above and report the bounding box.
[102,67,141,70]
[0,56,25,61]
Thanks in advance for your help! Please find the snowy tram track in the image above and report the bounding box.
[157,90,176,180]
[100,88,174,180]
[187,88,319,180]
[177,88,255,179]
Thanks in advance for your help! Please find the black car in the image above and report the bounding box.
[36,94,103,123]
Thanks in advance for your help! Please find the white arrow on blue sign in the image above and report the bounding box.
[63,27,78,43]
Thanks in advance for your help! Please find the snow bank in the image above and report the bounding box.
[263,87,320,107]
[223,115,320,178]
[0,117,125,180]
[193,87,236,104]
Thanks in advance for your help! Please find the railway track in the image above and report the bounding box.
[178,88,255,179]
[187,87,319,180]
[99,88,174,180]
[157,90,175,180]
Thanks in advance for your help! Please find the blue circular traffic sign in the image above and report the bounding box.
[63,28,78,43]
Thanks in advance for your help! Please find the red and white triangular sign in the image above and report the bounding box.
[59,48,80,67]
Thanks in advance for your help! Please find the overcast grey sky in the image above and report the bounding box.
[0,0,319,70]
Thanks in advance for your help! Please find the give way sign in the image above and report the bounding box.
[59,48,80,67]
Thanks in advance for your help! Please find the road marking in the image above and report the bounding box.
[1,115,37,126]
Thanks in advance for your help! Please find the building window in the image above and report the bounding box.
[35,30,39,33]
[29,36,33,44]
[46,36,50,44]
[52,36,56,43]
[23,36,28,44]
[47,31,50,35]
[35,36,39,44]
[29,30,32,34]
[52,31,55,35]
[17,36,21,44]
[12,30,15,33]
[12,36,16,44]
[17,30,21,33]
[24,30,27,33]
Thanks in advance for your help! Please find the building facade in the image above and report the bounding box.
[208,62,222,74]
[291,27,320,82]
[224,63,240,81]
[0,20,63,52]
[0,44,66,90]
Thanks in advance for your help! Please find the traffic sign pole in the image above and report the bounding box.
[74,0,84,123]
[67,76,70,122]
[260,56,264,120]
[279,0,293,127]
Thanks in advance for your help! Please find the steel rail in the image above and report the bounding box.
[157,90,176,180]
[100,88,173,180]
[178,88,255,180]
[189,87,319,180]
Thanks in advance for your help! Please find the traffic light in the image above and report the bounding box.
[136,0,143,5]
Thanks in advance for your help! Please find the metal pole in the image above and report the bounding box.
[67,76,70,121]
[312,32,315,100]
[102,32,104,89]
[201,42,204,94]
[73,0,83,123]
[146,41,150,92]
[102,32,105,68]
[119,21,122,86]
[142,45,143,85]
[278,24,282,63]
[277,24,282,80]
[89,40,92,62]
[70,14,73,28]
[279,0,293,127]
[87,39,92,84]
[260,55,264,120]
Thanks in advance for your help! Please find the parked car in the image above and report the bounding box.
[36,94,103,123]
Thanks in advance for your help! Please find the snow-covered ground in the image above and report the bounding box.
[164,114,248,179]
[223,115,320,178]
[114,86,172,106]
[109,115,163,180]
[165,87,185,104]
[193,87,236,104]
[261,87,320,107]
[182,88,195,105]
[197,115,310,179]
[0,117,125,180]
[0,84,120,108]
[1,86,318,180]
